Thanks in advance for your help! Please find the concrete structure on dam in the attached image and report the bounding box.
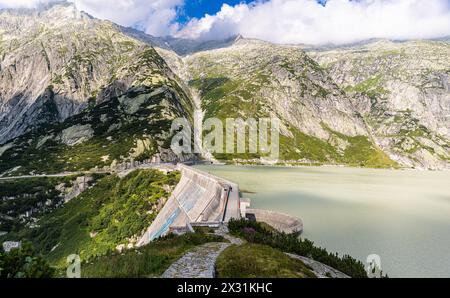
[137,164,241,246]
[245,208,303,234]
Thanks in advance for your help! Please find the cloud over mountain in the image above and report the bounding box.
[75,0,183,36]
[1,0,450,45]
[0,0,184,36]
[177,0,450,45]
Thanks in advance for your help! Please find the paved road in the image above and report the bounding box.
[223,182,241,221]
[0,163,176,181]
[0,172,83,181]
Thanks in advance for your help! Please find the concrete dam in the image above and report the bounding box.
[138,165,241,246]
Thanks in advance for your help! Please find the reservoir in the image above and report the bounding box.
[195,165,450,278]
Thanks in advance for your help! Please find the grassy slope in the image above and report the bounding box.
[82,233,224,278]
[228,219,368,278]
[216,243,316,278]
[1,169,180,268]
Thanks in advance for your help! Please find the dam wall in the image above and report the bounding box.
[246,208,303,234]
[138,165,241,246]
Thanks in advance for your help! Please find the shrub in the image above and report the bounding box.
[0,242,54,278]
[228,219,368,278]
[81,232,224,278]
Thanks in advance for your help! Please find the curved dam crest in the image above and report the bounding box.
[138,164,241,246]
[138,164,304,246]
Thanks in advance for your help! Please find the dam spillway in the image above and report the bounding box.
[138,164,241,246]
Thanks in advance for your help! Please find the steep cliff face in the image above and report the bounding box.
[178,38,395,167]
[310,40,450,169]
[0,3,194,175]
[0,3,192,145]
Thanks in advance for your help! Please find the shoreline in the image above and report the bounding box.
[194,161,450,172]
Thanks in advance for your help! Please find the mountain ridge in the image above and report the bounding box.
[0,2,448,170]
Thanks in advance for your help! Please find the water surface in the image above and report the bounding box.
[195,165,450,278]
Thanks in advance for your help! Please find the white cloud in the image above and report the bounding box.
[0,0,184,36]
[177,0,450,45]
[75,0,184,36]
[1,0,450,44]
[0,0,54,8]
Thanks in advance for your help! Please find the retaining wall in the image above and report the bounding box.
[246,208,303,234]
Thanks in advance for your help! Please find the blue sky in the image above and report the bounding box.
[178,0,255,23]
[178,0,327,24]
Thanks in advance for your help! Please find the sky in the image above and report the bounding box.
[1,0,450,45]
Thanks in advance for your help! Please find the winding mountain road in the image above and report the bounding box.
[0,163,176,181]
[0,173,84,181]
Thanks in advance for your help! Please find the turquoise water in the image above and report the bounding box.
[195,165,450,278]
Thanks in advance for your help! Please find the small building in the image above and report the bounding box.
[240,198,251,218]
[3,241,21,253]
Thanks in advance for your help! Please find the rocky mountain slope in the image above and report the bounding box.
[172,37,397,167]
[154,37,449,169]
[0,3,194,175]
[309,40,450,169]
[0,2,448,170]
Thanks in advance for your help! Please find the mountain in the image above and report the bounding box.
[0,2,448,171]
[0,3,196,176]
[310,39,450,169]
[116,26,240,56]
[166,38,395,167]
[153,37,448,169]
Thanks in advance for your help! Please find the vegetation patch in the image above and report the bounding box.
[1,170,180,268]
[0,175,87,232]
[190,77,268,121]
[228,219,368,278]
[322,124,398,168]
[279,127,338,162]
[344,75,390,100]
[0,242,54,278]
[216,243,316,278]
[81,232,224,278]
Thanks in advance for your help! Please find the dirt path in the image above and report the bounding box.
[162,232,243,278]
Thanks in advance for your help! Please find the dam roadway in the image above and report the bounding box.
[222,180,240,221]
